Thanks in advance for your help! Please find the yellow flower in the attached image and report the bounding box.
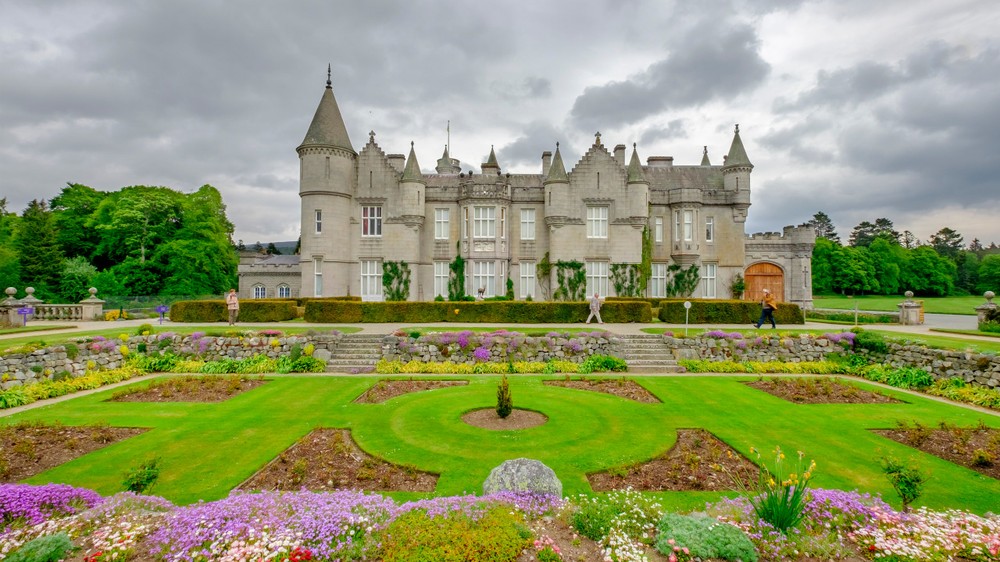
[454,308,460,315]
[119,333,129,342]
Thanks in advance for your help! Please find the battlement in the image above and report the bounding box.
[746,223,816,243]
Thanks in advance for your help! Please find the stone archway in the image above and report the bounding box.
[744,262,784,302]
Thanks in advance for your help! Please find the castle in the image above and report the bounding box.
[238,73,815,308]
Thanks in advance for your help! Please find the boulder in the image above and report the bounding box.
[483,458,562,497]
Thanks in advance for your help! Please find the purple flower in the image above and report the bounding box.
[0,483,104,531]
[473,346,491,362]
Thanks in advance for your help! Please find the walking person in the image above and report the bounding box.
[586,292,605,324]
[226,288,240,326]
[754,288,777,329]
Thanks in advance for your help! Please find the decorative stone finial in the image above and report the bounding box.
[25,287,35,296]
[326,63,332,88]
[369,130,376,143]
[986,291,996,304]
[5,287,15,297]
[89,287,98,297]
[595,131,601,145]
[904,290,914,299]
[735,124,740,133]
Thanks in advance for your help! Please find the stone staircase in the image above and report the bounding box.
[325,334,383,373]
[614,334,682,373]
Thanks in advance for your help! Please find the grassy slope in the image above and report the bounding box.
[4,375,999,514]
[0,325,362,350]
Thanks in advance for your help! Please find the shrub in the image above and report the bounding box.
[135,323,155,335]
[568,488,662,544]
[659,299,805,324]
[63,342,79,360]
[578,354,628,374]
[880,456,926,511]
[853,329,888,354]
[378,505,530,562]
[122,457,161,493]
[6,532,76,562]
[655,512,758,562]
[496,376,513,418]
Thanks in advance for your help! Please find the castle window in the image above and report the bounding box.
[434,261,449,298]
[654,217,663,243]
[315,210,322,234]
[702,263,717,298]
[587,206,608,238]
[253,285,266,299]
[520,208,535,240]
[362,206,382,237]
[463,207,469,238]
[361,260,382,301]
[435,208,449,240]
[650,263,667,298]
[473,206,495,238]
[586,261,609,296]
[674,210,681,241]
[500,207,506,239]
[277,284,291,298]
[520,261,536,299]
[313,258,323,297]
[473,261,495,297]
[683,210,694,241]
[705,216,715,243]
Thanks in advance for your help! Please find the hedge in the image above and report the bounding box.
[304,300,653,323]
[657,298,804,324]
[169,299,298,322]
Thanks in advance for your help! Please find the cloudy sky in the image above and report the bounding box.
[2,0,999,247]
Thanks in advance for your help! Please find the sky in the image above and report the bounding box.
[2,0,999,247]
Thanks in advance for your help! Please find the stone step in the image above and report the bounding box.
[628,364,685,373]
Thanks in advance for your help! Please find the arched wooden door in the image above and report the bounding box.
[744,262,784,302]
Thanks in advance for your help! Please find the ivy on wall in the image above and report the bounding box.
[448,241,466,301]
[667,263,700,297]
[553,260,586,301]
[537,252,552,300]
[382,261,411,301]
[610,264,643,297]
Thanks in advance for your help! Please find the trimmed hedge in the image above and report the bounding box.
[304,300,653,323]
[169,299,298,322]
[658,298,804,324]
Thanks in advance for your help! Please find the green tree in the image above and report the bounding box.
[900,246,955,296]
[977,254,1000,294]
[153,185,237,296]
[811,237,837,294]
[92,186,184,264]
[14,199,64,299]
[954,251,980,295]
[0,198,21,290]
[868,238,902,295]
[849,218,899,247]
[832,245,878,294]
[929,227,964,260]
[58,256,98,302]
[50,183,106,264]
[112,257,163,296]
[807,211,840,244]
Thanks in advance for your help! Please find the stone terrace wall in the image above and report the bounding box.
[1,333,343,389]
[382,331,617,364]
[663,332,1000,388]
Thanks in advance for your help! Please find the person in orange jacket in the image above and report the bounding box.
[754,289,778,329]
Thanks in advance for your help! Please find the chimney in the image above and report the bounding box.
[646,156,674,168]
[541,151,552,175]
[387,154,405,172]
[613,144,626,165]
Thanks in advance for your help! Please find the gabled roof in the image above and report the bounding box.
[298,73,354,154]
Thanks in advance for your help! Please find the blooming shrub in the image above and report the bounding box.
[566,488,663,561]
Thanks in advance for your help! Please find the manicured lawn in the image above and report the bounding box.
[4,375,999,514]
[866,330,1000,354]
[813,294,986,315]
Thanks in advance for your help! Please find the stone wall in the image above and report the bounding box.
[381,332,617,364]
[663,332,1000,388]
[1,332,343,390]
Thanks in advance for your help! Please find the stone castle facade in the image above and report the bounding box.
[237,75,815,308]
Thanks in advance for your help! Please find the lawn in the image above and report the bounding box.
[4,374,999,514]
[813,294,987,315]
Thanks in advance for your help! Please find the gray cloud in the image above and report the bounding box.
[640,119,687,145]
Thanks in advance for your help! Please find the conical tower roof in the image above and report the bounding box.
[401,142,424,183]
[722,124,752,170]
[700,146,711,166]
[298,68,354,154]
[544,143,568,184]
[485,145,499,167]
[627,143,648,184]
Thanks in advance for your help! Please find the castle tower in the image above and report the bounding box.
[298,67,356,296]
[721,124,752,223]
[392,142,426,299]
[626,143,650,220]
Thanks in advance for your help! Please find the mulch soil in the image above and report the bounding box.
[354,379,468,403]
[1,423,146,482]
[873,423,1000,481]
[109,375,267,402]
[744,376,901,404]
[544,378,662,403]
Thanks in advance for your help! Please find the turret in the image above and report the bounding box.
[543,143,569,219]
[435,145,461,174]
[721,124,752,221]
[626,143,649,219]
[399,141,426,218]
[482,146,501,175]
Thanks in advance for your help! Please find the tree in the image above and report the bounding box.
[811,238,837,294]
[977,254,1000,294]
[868,238,903,295]
[50,183,106,264]
[900,230,918,250]
[849,218,899,247]
[900,246,955,296]
[969,238,984,253]
[0,198,21,291]
[92,186,183,264]
[14,199,64,299]
[266,242,281,255]
[807,211,840,244]
[929,227,963,260]
[954,251,980,295]
[832,245,878,294]
[58,256,98,302]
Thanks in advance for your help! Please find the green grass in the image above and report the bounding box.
[3,375,999,514]
[868,331,1000,354]
[0,325,362,351]
[0,325,76,336]
[813,295,986,315]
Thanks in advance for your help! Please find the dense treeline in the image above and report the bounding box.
[808,211,1000,296]
[0,183,238,302]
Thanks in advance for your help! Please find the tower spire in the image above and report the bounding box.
[326,63,332,89]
